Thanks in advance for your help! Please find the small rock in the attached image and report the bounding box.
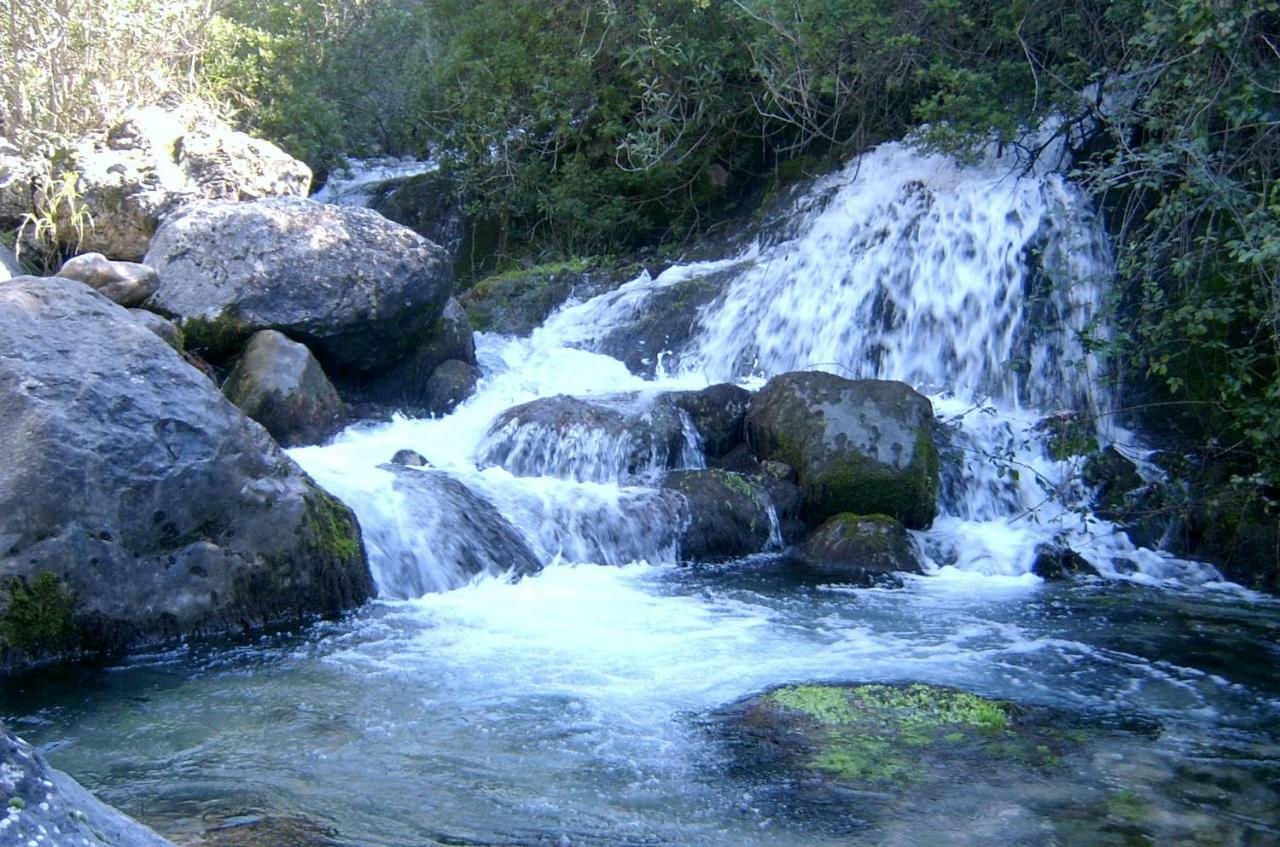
[795,513,923,578]
[423,359,480,417]
[222,330,346,447]
[1031,544,1100,580]
[57,252,158,307]
[662,469,774,562]
[128,308,184,351]
[391,449,430,467]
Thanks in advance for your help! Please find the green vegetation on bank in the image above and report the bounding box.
[1,0,1276,564]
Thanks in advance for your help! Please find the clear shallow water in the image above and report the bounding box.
[6,141,1280,845]
[3,568,1279,846]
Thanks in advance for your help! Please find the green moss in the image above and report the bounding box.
[9,797,26,811]
[0,572,79,656]
[181,313,251,358]
[766,684,1017,785]
[304,492,360,561]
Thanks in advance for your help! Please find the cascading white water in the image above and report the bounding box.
[293,139,1217,597]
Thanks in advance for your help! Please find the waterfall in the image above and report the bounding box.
[292,140,1218,598]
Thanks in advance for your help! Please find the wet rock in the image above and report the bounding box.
[0,276,371,670]
[460,262,634,336]
[481,393,695,483]
[594,266,741,377]
[187,814,346,847]
[1083,446,1143,509]
[145,197,452,372]
[1031,544,1100,580]
[795,514,923,578]
[129,308,185,351]
[422,359,480,417]
[1,105,311,261]
[221,330,346,447]
[662,469,775,563]
[715,682,1075,791]
[382,467,542,596]
[1037,411,1096,461]
[390,449,430,467]
[354,298,477,412]
[56,252,158,307]
[660,383,751,460]
[0,723,177,847]
[746,371,940,529]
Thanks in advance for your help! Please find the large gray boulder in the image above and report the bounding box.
[1,724,177,847]
[746,372,940,529]
[222,330,346,447]
[0,105,311,261]
[145,196,453,372]
[57,252,158,307]
[0,277,371,670]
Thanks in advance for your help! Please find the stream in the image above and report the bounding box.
[4,142,1279,846]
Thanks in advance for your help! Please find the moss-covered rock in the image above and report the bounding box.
[460,260,630,336]
[661,469,775,562]
[794,513,923,578]
[720,682,1076,791]
[745,372,940,529]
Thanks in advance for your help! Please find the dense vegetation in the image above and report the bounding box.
[1,0,1276,559]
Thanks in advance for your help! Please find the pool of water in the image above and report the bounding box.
[5,563,1279,846]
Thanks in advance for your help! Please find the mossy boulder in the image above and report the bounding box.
[222,330,346,447]
[460,260,632,336]
[719,682,1075,791]
[795,513,923,578]
[0,276,371,671]
[661,469,775,563]
[659,383,751,460]
[745,372,940,529]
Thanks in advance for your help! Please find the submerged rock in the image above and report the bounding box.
[795,513,923,578]
[662,469,775,563]
[481,393,696,483]
[222,330,346,447]
[56,252,158,307]
[380,467,542,597]
[0,724,177,847]
[0,276,371,669]
[1032,543,1101,581]
[145,197,452,372]
[594,266,741,377]
[715,682,1080,795]
[746,372,940,529]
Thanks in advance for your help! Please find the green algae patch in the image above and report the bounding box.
[0,572,79,657]
[741,683,1074,787]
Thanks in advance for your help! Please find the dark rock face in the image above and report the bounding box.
[594,266,741,377]
[746,372,940,529]
[421,359,480,417]
[222,330,346,447]
[481,394,696,483]
[0,724,177,847]
[381,467,542,596]
[662,469,774,563]
[0,277,371,669]
[1083,446,1143,510]
[144,197,452,373]
[354,298,478,414]
[56,252,158,307]
[0,244,21,279]
[795,514,923,578]
[661,383,751,460]
[367,170,466,262]
[1031,544,1100,581]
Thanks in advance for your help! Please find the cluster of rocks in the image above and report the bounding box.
[0,106,489,675]
[475,370,942,581]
